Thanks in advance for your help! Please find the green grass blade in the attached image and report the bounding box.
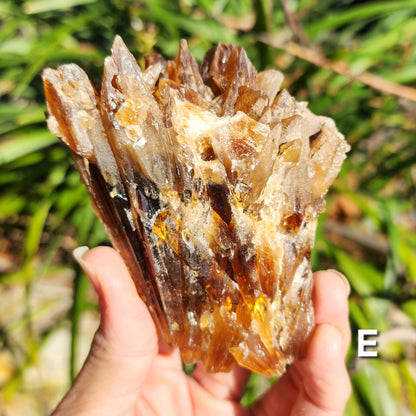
[23,0,97,14]
[333,249,385,296]
[70,268,90,381]
[307,1,416,38]
[0,130,57,166]
[24,199,51,260]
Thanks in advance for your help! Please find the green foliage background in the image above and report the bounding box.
[0,0,415,414]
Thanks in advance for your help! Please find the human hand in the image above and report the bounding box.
[52,246,351,416]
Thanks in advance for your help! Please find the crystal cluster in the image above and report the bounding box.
[43,36,349,376]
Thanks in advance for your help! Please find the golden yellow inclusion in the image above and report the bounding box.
[226,295,233,311]
[42,36,349,376]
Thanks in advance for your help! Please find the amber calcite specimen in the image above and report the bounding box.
[42,36,349,376]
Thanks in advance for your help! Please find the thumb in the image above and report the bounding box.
[53,246,158,415]
[80,246,158,360]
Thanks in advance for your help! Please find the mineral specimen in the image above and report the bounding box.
[42,36,349,376]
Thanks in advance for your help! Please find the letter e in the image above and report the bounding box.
[358,329,378,357]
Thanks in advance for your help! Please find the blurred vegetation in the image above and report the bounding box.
[0,0,416,415]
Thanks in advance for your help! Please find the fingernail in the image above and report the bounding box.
[73,246,95,277]
[327,269,351,296]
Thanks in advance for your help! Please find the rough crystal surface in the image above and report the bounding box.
[43,36,349,376]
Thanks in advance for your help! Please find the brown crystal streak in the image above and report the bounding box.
[43,36,349,376]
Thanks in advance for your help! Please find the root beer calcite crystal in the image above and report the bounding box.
[43,36,349,376]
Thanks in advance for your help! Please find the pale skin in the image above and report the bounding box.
[53,246,351,416]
